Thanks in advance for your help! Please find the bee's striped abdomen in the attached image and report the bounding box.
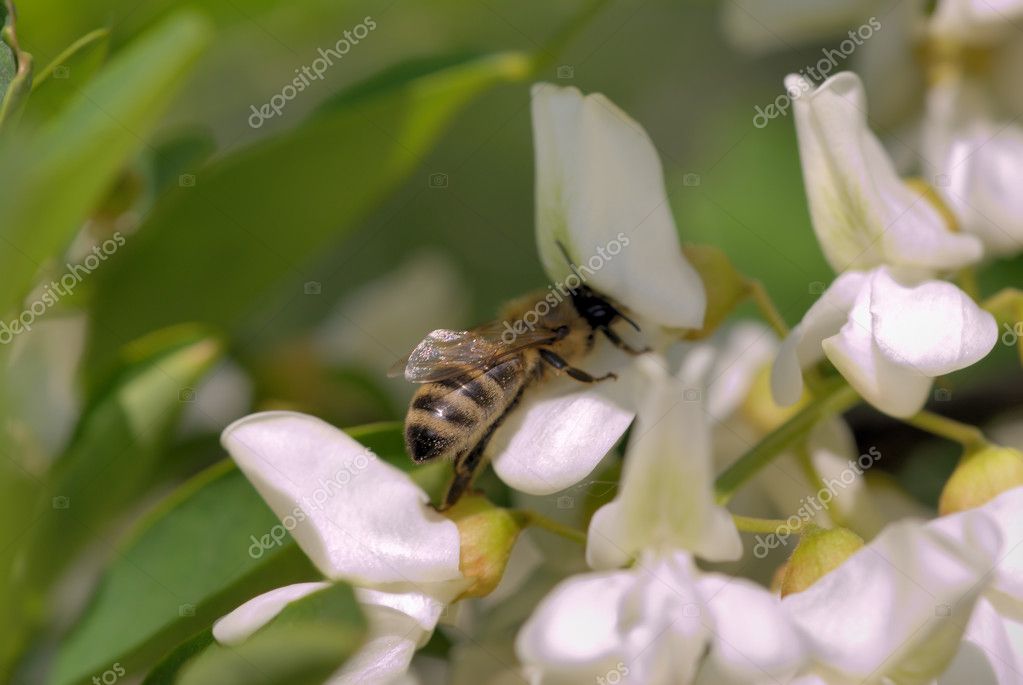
[405,357,526,463]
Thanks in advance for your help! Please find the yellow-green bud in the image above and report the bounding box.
[939,445,1023,516]
[780,525,864,597]
[443,494,524,599]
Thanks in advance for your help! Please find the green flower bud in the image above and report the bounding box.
[780,525,864,597]
[443,494,525,599]
[939,445,1023,516]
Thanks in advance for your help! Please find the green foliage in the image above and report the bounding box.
[52,460,319,685]
[85,50,529,378]
[176,583,365,685]
[0,11,211,313]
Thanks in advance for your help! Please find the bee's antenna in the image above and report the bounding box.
[619,311,641,332]
[555,240,585,290]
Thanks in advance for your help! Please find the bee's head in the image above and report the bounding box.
[555,241,640,332]
[569,285,640,331]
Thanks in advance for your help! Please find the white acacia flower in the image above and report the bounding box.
[517,352,810,684]
[783,486,1023,683]
[787,71,983,274]
[922,79,1023,257]
[482,84,708,496]
[216,412,466,684]
[772,266,997,418]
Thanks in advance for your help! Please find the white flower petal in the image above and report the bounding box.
[587,354,741,568]
[788,71,982,273]
[771,271,867,406]
[930,0,1023,43]
[868,268,998,376]
[822,273,932,418]
[327,602,429,685]
[695,574,808,685]
[531,83,705,329]
[490,380,634,496]
[221,412,461,585]
[940,598,1023,685]
[213,582,330,646]
[705,322,777,419]
[355,587,453,635]
[784,509,1003,681]
[974,487,1023,621]
[516,571,633,677]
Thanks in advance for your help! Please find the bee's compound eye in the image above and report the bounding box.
[555,325,570,339]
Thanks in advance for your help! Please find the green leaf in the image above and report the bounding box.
[86,50,530,377]
[25,28,109,122]
[52,460,319,685]
[23,326,224,597]
[177,584,365,685]
[142,629,215,685]
[0,10,211,313]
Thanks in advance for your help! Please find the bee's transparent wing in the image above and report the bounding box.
[389,324,559,383]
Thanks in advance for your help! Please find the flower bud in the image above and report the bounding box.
[780,525,863,597]
[939,445,1023,516]
[443,494,525,599]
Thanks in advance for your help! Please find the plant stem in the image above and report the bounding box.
[514,510,587,544]
[530,0,614,77]
[732,514,801,535]
[745,279,789,338]
[903,410,987,450]
[715,379,860,504]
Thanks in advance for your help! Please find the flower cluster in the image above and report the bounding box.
[211,8,1023,678]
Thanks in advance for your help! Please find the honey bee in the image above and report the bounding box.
[391,245,647,509]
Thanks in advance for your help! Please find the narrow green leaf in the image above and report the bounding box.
[25,28,109,122]
[0,10,211,312]
[23,326,224,596]
[52,461,319,685]
[142,629,215,685]
[177,584,365,685]
[86,51,530,376]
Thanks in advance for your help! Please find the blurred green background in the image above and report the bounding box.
[1,0,1021,683]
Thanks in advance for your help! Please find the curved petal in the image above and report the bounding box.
[213,582,331,646]
[587,354,741,569]
[787,71,982,272]
[490,379,634,496]
[976,487,1023,620]
[221,412,461,585]
[940,598,1023,685]
[770,271,867,406]
[784,509,1003,681]
[869,268,998,376]
[821,273,933,417]
[327,602,429,685]
[516,571,633,677]
[531,83,706,329]
[355,587,453,635]
[695,574,809,685]
[705,322,778,419]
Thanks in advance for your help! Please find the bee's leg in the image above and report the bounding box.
[441,444,487,510]
[601,326,650,355]
[539,349,617,383]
